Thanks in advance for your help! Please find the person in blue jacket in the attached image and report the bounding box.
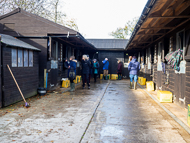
[102,58,109,80]
[65,56,77,92]
[128,56,141,90]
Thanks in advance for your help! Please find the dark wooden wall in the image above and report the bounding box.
[2,46,39,106]
[98,51,129,77]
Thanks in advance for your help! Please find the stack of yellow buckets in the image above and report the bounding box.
[62,75,81,88]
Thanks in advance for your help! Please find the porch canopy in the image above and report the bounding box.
[125,0,190,52]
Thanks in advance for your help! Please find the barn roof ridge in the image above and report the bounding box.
[0,8,78,35]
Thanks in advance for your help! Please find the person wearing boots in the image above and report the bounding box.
[117,60,122,80]
[102,58,109,80]
[93,59,99,83]
[81,55,91,89]
[65,56,77,92]
[128,56,141,90]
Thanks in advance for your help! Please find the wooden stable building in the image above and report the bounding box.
[0,8,96,90]
[87,39,129,77]
[126,0,190,109]
[0,34,40,107]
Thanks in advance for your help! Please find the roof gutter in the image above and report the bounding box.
[125,0,157,50]
[15,34,97,50]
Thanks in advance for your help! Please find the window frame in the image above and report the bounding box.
[29,50,33,67]
[11,48,34,68]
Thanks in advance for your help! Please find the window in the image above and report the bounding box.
[18,49,23,67]
[11,48,33,67]
[24,49,28,67]
[29,50,33,67]
[12,48,17,67]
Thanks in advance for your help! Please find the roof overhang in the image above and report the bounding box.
[125,0,190,51]
[0,34,41,51]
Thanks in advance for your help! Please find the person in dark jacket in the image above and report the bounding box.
[87,55,93,84]
[128,56,141,90]
[81,55,91,89]
[93,59,99,83]
[65,56,77,92]
[102,58,109,80]
[117,60,122,80]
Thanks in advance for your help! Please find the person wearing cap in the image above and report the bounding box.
[102,58,109,80]
[93,59,99,83]
[128,56,141,90]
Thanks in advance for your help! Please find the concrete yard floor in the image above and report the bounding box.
[82,80,190,143]
[0,80,190,143]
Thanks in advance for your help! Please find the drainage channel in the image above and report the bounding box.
[79,81,110,143]
[138,83,190,135]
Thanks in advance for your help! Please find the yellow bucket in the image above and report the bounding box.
[111,74,118,80]
[73,79,77,84]
[100,74,103,79]
[188,104,190,126]
[62,80,69,88]
[140,78,146,85]
[146,81,154,91]
[138,77,143,84]
[157,90,172,103]
[76,75,81,83]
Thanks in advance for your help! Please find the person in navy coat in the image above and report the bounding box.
[65,56,77,91]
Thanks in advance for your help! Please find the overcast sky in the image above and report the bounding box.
[63,0,148,39]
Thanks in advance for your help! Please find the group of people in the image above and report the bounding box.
[65,55,100,91]
[65,55,141,92]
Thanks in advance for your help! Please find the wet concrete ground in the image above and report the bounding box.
[0,80,190,142]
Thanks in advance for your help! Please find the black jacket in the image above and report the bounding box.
[81,59,91,74]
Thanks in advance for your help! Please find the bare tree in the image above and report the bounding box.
[0,0,79,31]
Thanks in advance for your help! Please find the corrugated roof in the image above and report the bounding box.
[0,34,41,51]
[87,39,128,50]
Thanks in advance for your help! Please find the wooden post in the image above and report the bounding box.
[49,37,52,60]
